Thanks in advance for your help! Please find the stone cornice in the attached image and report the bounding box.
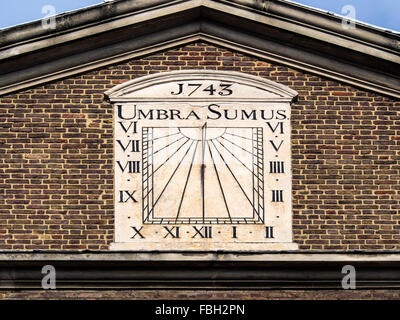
[1,252,400,289]
[1,0,398,51]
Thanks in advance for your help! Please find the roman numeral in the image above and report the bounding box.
[117,161,140,173]
[270,161,285,173]
[192,226,212,238]
[232,226,237,239]
[266,122,284,134]
[272,190,283,202]
[163,226,180,239]
[119,190,138,203]
[131,226,145,239]
[118,121,138,134]
[269,140,283,152]
[116,140,140,152]
[265,226,274,238]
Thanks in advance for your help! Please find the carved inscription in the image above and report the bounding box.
[109,71,298,251]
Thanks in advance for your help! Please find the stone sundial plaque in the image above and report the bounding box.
[106,70,299,251]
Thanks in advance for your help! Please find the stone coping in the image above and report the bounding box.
[1,251,400,262]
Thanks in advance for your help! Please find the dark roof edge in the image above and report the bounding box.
[0,0,398,51]
[0,0,170,48]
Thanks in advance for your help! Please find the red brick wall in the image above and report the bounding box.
[0,42,399,250]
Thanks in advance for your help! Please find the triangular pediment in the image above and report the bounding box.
[0,0,399,98]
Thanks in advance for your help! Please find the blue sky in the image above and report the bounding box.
[0,0,399,31]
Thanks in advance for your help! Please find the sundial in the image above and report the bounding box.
[106,70,299,251]
[142,123,264,225]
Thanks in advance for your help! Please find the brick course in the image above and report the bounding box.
[0,42,399,250]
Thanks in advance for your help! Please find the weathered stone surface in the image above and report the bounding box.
[108,70,298,251]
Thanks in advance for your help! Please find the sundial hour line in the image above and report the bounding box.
[219,136,254,155]
[207,140,232,223]
[224,131,253,141]
[151,135,186,156]
[175,140,200,223]
[146,137,191,178]
[201,123,207,222]
[151,131,181,141]
[214,138,263,183]
[210,139,262,222]
[144,140,196,223]
[142,188,154,203]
